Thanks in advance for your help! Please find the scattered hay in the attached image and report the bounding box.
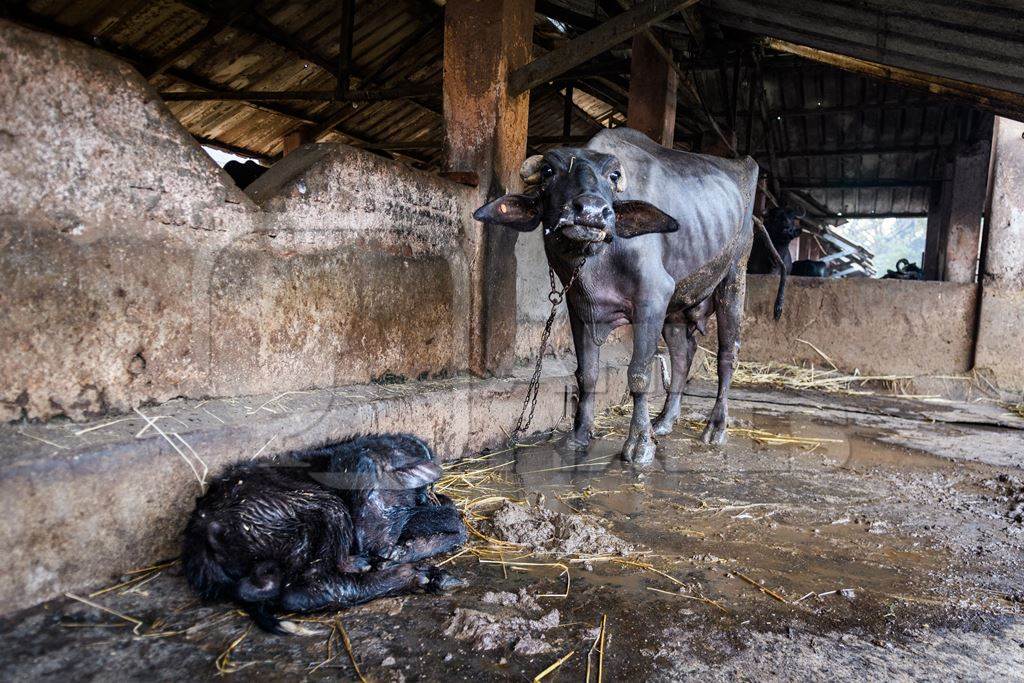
[533,647,575,681]
[595,401,842,451]
[691,345,914,396]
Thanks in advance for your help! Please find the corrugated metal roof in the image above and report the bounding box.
[6,0,1009,222]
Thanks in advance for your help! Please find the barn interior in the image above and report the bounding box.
[1,0,1023,679]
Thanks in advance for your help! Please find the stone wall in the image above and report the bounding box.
[0,21,474,422]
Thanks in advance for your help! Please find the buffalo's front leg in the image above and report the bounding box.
[702,268,745,445]
[563,309,600,450]
[380,499,468,566]
[622,306,667,463]
[653,317,697,436]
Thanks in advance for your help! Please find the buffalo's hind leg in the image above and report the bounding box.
[653,317,697,436]
[702,268,745,445]
[280,563,458,615]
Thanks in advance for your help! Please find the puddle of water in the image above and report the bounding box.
[465,408,1011,636]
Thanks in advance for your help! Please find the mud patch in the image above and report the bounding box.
[487,501,635,556]
[443,607,560,653]
[985,473,1024,523]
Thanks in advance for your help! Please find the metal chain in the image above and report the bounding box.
[507,257,586,447]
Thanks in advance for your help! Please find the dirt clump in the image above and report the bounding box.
[487,501,634,556]
[443,608,560,653]
[985,474,1024,523]
[481,588,542,612]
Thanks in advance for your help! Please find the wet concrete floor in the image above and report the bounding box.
[2,390,1023,681]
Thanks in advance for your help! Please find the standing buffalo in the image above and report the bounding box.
[747,205,804,275]
[475,128,785,462]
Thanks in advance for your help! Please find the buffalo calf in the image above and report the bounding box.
[182,435,465,634]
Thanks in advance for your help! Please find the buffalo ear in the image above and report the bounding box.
[612,200,679,238]
[473,194,542,232]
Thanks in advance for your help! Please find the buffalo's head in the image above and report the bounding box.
[472,148,678,254]
[765,205,805,243]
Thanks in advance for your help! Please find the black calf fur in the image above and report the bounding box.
[182,434,466,634]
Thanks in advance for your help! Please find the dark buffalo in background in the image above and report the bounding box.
[182,434,465,634]
[475,127,786,461]
[747,205,805,275]
[883,258,925,280]
[791,259,830,277]
[223,159,268,190]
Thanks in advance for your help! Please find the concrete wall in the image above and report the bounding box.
[742,275,978,376]
[974,117,1024,392]
[0,21,474,422]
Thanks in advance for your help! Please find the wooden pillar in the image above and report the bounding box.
[627,33,676,147]
[973,116,1024,389]
[443,0,534,376]
[923,168,952,280]
[282,129,309,156]
[942,124,993,283]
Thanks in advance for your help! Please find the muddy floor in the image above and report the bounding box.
[2,387,1023,681]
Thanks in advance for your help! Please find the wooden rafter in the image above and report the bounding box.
[508,0,700,97]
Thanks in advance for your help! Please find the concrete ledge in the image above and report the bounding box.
[0,362,631,614]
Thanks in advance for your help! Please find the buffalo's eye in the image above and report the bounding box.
[608,171,621,183]
[541,165,555,178]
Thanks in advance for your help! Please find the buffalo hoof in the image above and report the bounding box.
[700,421,728,445]
[652,415,677,436]
[560,433,591,451]
[622,432,656,464]
[426,566,467,593]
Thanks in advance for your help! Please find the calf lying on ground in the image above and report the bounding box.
[182,434,465,634]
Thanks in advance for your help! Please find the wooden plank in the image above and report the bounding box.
[508,0,699,97]
[707,8,1024,98]
[786,179,934,190]
[160,85,437,101]
[762,39,1024,122]
[336,0,355,95]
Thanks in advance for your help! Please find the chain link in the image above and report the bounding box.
[507,257,586,447]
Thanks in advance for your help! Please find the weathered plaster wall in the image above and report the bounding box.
[974,117,1024,392]
[0,21,473,421]
[741,275,978,376]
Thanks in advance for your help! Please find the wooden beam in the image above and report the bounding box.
[159,85,437,101]
[831,212,928,220]
[763,38,1024,122]
[534,0,601,31]
[337,0,355,96]
[767,144,943,160]
[143,19,225,78]
[508,0,699,97]
[785,179,934,190]
[562,82,575,138]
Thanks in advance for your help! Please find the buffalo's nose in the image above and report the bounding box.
[572,195,613,224]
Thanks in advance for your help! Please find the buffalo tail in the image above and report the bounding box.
[752,216,786,320]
